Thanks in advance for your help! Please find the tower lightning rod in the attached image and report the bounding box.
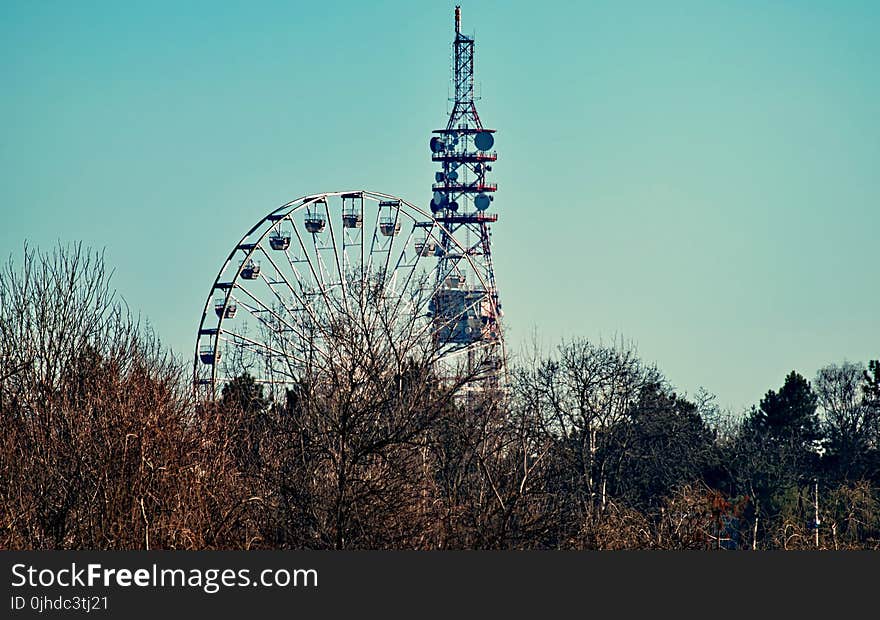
[455,5,461,34]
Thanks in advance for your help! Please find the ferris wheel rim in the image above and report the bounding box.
[193,189,501,398]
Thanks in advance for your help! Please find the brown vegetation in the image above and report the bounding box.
[2,244,878,549]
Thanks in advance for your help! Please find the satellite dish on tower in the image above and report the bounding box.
[474,131,494,151]
[474,193,491,211]
[430,137,445,153]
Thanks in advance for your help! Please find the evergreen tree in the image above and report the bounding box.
[606,382,719,510]
[220,373,270,467]
[862,360,880,484]
[221,373,269,416]
[751,370,820,447]
[732,371,821,544]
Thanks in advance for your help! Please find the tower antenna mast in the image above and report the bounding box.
[427,6,504,383]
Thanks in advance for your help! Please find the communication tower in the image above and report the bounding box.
[426,6,504,381]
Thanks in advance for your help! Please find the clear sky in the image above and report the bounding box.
[2,0,877,413]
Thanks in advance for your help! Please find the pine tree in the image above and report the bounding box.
[752,370,820,446]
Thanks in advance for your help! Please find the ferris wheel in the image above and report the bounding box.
[193,190,500,400]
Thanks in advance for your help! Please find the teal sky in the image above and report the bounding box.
[2,0,878,413]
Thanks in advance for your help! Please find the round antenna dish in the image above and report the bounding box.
[447,169,459,181]
[430,137,445,153]
[431,194,448,211]
[448,200,459,212]
[474,193,491,211]
[474,131,494,151]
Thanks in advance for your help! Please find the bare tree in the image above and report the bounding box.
[221,272,494,549]
[815,362,880,481]
[0,243,260,549]
[511,338,660,544]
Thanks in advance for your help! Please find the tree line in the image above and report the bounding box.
[1,244,878,549]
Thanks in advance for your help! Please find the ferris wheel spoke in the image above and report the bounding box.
[276,212,348,318]
[232,279,332,364]
[289,211,344,323]
[411,296,474,350]
[233,283,325,356]
[381,203,402,280]
[322,197,349,314]
[404,257,483,347]
[229,302,314,369]
[338,193,364,310]
[254,243,339,345]
[276,213,312,292]
[387,220,439,320]
[306,200,333,298]
[221,342,303,388]
[219,327,311,371]
[364,200,383,282]
[359,197,365,287]
[384,219,417,297]
[255,241,312,307]
[232,296,310,358]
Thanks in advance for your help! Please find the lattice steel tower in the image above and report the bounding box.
[427,5,504,380]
